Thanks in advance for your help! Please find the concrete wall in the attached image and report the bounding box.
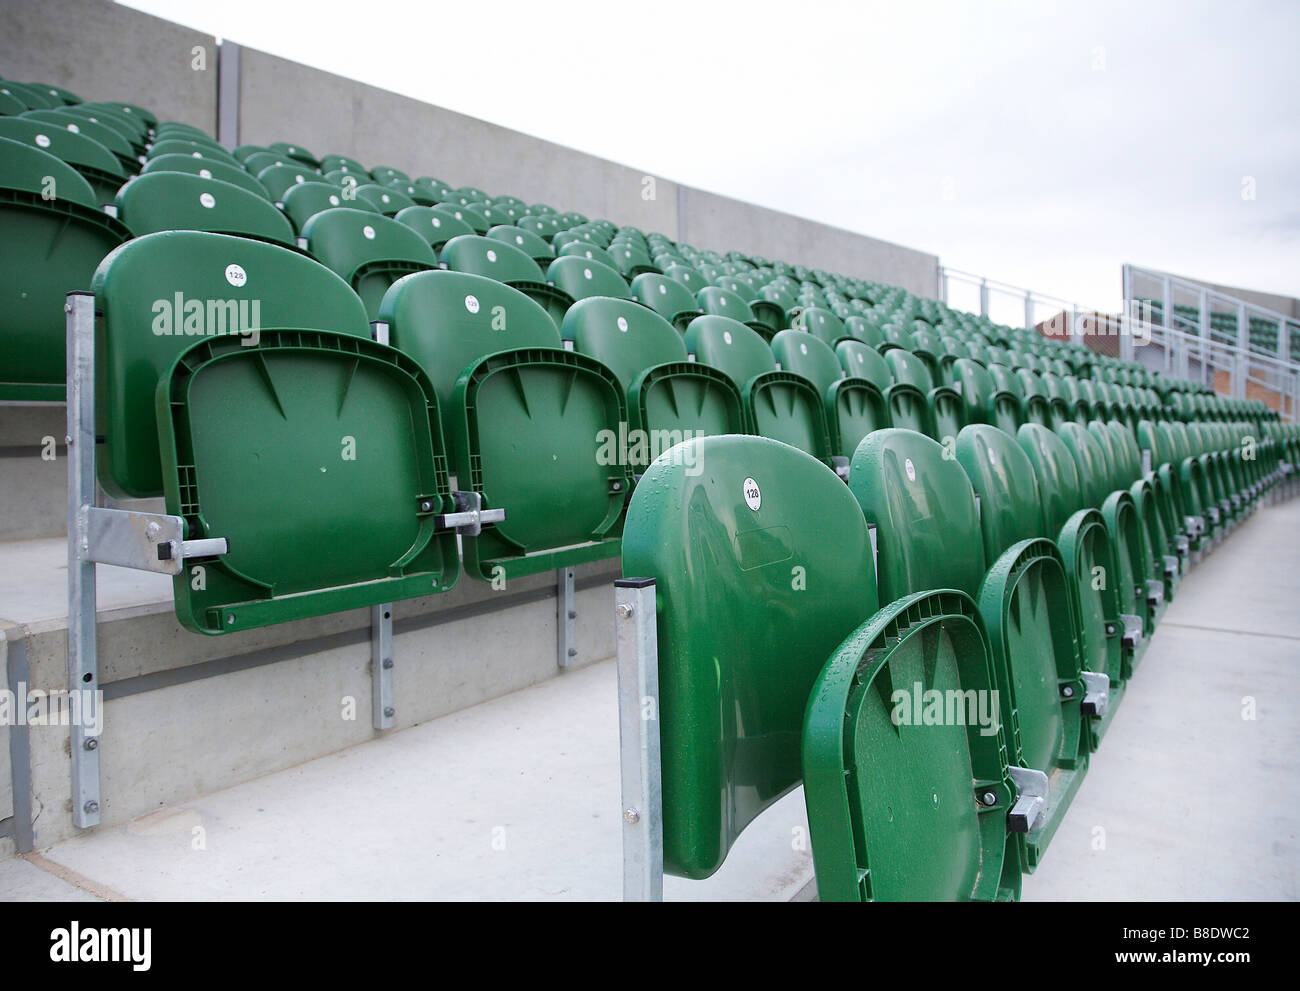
[236,47,681,239]
[5,556,618,851]
[678,188,940,299]
[0,0,218,134]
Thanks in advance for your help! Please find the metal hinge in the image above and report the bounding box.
[432,490,506,536]
[1007,766,1048,833]
[1080,671,1110,717]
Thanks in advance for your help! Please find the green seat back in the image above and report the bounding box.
[116,172,295,246]
[849,428,986,602]
[380,271,631,579]
[955,424,1042,562]
[0,138,129,399]
[564,297,742,465]
[622,435,877,879]
[631,272,702,330]
[255,162,326,202]
[142,153,269,199]
[440,233,546,285]
[546,255,631,302]
[791,306,844,346]
[487,224,555,265]
[301,207,438,318]
[0,115,125,203]
[281,180,374,233]
[93,231,371,498]
[353,182,415,216]
[1017,423,1084,536]
[394,204,474,251]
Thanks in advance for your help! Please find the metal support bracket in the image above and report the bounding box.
[615,578,663,902]
[433,490,506,536]
[1079,671,1111,718]
[1007,766,1048,834]
[371,604,394,729]
[867,523,879,584]
[83,506,227,574]
[557,567,576,668]
[66,291,100,829]
[1120,613,1144,651]
[1145,579,1165,610]
[831,455,850,483]
[1163,554,1181,583]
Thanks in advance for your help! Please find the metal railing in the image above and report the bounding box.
[1122,264,1299,368]
[937,265,1300,423]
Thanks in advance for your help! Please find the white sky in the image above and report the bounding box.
[121,0,1300,317]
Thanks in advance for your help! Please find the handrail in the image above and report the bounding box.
[1124,263,1300,329]
[937,263,1300,423]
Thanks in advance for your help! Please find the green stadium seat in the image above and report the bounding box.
[256,162,328,203]
[94,230,373,499]
[621,435,883,883]
[486,224,555,266]
[142,153,269,199]
[352,182,416,217]
[790,306,845,347]
[300,208,438,319]
[267,141,318,167]
[545,255,632,306]
[380,270,631,580]
[883,348,963,443]
[1,81,60,111]
[0,116,126,204]
[852,428,1088,871]
[60,105,146,159]
[0,137,129,399]
[116,172,295,246]
[394,204,474,252]
[556,239,618,271]
[369,165,410,184]
[280,180,375,233]
[318,154,369,178]
[684,315,835,470]
[148,138,238,165]
[770,329,887,460]
[562,297,744,472]
[630,272,703,333]
[440,234,572,325]
[21,109,138,173]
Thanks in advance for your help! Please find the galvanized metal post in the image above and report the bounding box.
[216,40,241,151]
[370,320,396,728]
[1023,290,1034,331]
[1198,288,1210,354]
[371,604,394,730]
[557,566,576,667]
[66,292,101,829]
[979,278,989,318]
[615,578,662,902]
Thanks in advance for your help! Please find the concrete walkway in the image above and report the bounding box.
[5,499,1298,901]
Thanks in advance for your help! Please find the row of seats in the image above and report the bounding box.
[2,78,1273,421]
[4,79,1298,901]
[623,410,1293,898]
